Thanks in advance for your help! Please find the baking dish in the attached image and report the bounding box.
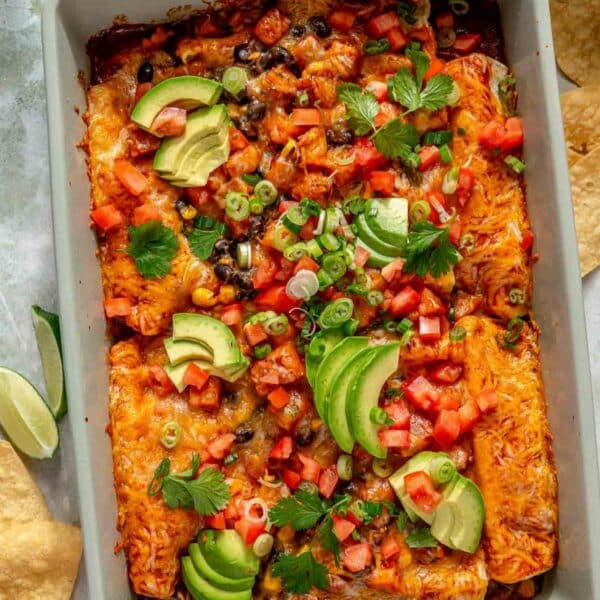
[41,0,600,598]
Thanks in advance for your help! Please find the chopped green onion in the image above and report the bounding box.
[459,232,475,254]
[508,287,526,305]
[399,329,414,346]
[318,232,341,251]
[253,533,274,558]
[160,420,182,450]
[272,221,297,251]
[409,200,431,224]
[498,76,518,116]
[314,210,326,235]
[300,197,321,217]
[304,239,323,259]
[242,173,261,186]
[318,298,354,329]
[317,269,334,290]
[448,303,456,323]
[343,318,359,336]
[282,206,308,234]
[343,196,365,216]
[324,207,341,233]
[336,454,354,481]
[397,1,417,25]
[225,191,250,221]
[384,320,398,333]
[396,510,408,531]
[322,252,347,280]
[354,266,370,287]
[249,197,264,214]
[437,26,457,49]
[254,343,272,359]
[372,458,394,478]
[264,315,289,336]
[406,41,421,51]
[286,270,320,300]
[223,452,238,465]
[505,317,524,344]
[343,245,356,267]
[236,241,252,268]
[449,0,470,15]
[442,165,460,194]
[457,127,466,135]
[370,406,393,426]
[248,310,276,325]
[439,144,453,164]
[505,155,526,174]
[298,480,318,494]
[367,289,384,307]
[430,455,456,486]
[423,130,453,146]
[297,90,310,107]
[222,66,249,96]
[447,80,462,106]
[364,39,392,55]
[284,242,308,262]
[449,325,467,342]
[255,180,278,205]
[396,318,413,334]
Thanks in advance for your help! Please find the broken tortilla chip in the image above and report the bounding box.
[568,146,600,276]
[0,440,50,522]
[0,520,82,600]
[550,0,600,86]
[561,86,600,155]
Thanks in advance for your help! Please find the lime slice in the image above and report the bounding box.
[0,367,59,459]
[31,305,67,419]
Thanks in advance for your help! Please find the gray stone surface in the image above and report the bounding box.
[0,2,597,599]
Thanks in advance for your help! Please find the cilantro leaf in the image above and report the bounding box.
[188,219,227,260]
[185,468,231,515]
[405,526,439,548]
[126,220,179,278]
[336,83,379,136]
[420,74,455,111]
[373,119,420,159]
[272,551,329,595]
[162,477,194,510]
[388,68,420,111]
[319,514,341,565]
[269,490,328,530]
[403,221,462,278]
[407,48,430,90]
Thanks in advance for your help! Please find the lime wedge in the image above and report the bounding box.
[0,367,59,459]
[31,305,67,419]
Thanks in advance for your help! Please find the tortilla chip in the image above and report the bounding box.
[561,86,600,154]
[0,520,82,600]
[550,0,600,86]
[0,441,50,522]
[569,146,600,276]
[567,148,583,168]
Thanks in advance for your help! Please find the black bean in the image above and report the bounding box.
[233,270,254,290]
[294,425,315,447]
[326,126,354,146]
[246,100,267,121]
[308,15,332,38]
[235,426,255,443]
[137,62,154,83]
[290,24,306,37]
[213,238,232,257]
[236,289,258,301]
[234,43,254,63]
[214,263,235,283]
[257,46,298,73]
[237,115,259,140]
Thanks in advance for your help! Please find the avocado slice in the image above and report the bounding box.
[327,346,377,453]
[188,543,255,592]
[313,337,370,422]
[305,328,344,387]
[355,238,396,268]
[173,313,241,369]
[131,75,222,134]
[171,137,231,188]
[164,356,249,391]
[198,530,260,580]
[346,342,400,459]
[364,197,408,248]
[153,105,228,174]
[182,557,252,600]
[355,214,403,257]
[164,339,213,366]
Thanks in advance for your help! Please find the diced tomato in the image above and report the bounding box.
[453,33,481,54]
[381,535,400,561]
[235,517,266,545]
[379,428,410,448]
[367,12,401,37]
[369,171,395,196]
[365,80,388,102]
[332,514,356,541]
[328,7,356,32]
[269,435,293,459]
[349,245,368,268]
[268,387,292,410]
[134,82,152,103]
[387,27,408,51]
[433,409,461,447]
[457,167,475,196]
[501,117,524,152]
[385,401,410,429]
[91,204,123,231]
[381,257,404,282]
[204,511,226,530]
[229,127,249,152]
[343,543,373,573]
[458,399,481,433]
[418,288,445,317]
[131,204,161,226]
[290,108,322,127]
[207,433,236,460]
[521,229,534,252]
[244,322,268,347]
[221,303,243,327]
[354,137,388,171]
[404,471,442,513]
[113,159,148,196]
[183,363,210,391]
[254,8,290,46]
[103,297,132,318]
[318,465,339,499]
[430,362,463,384]
[449,220,462,246]
[148,365,175,397]
[419,316,441,341]
[390,286,421,316]
[294,255,320,274]
[438,394,460,410]
[424,57,445,82]
[435,11,454,29]
[255,285,301,313]
[403,375,440,411]
[298,454,321,483]
[475,389,498,413]
[479,120,505,151]
[151,106,186,137]
[186,186,211,207]
[224,501,239,521]
[418,145,441,172]
[283,468,302,490]
[252,255,279,289]
[189,377,222,410]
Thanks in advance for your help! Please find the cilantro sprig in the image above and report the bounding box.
[271,551,329,595]
[403,221,462,278]
[187,215,228,260]
[126,220,179,278]
[405,526,439,548]
[147,453,230,516]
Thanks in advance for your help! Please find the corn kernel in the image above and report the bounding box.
[180,205,197,220]
[218,285,236,304]
[262,567,282,593]
[192,287,218,307]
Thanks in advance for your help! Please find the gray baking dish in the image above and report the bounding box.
[41,0,600,598]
